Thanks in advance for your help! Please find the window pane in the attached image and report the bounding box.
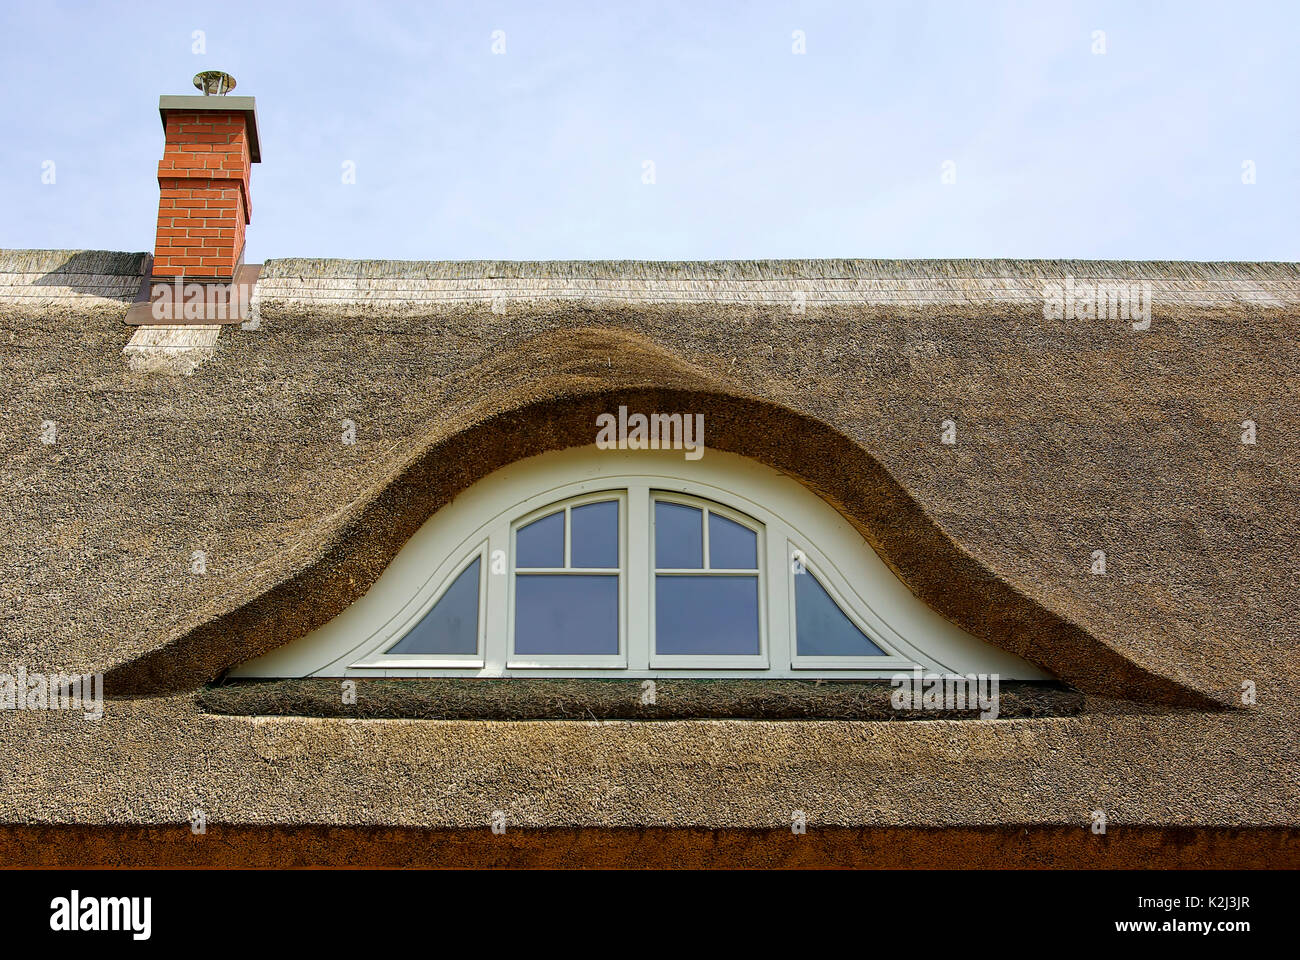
[387,558,479,655]
[516,511,564,568]
[515,574,619,655]
[709,513,757,569]
[655,575,759,656]
[570,500,618,569]
[654,501,703,569]
[796,570,885,656]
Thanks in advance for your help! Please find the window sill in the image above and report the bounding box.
[198,678,1083,721]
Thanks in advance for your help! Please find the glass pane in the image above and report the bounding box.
[709,513,757,569]
[387,558,479,655]
[516,510,564,568]
[655,575,759,656]
[570,500,618,569]
[515,574,619,655]
[654,501,703,569]
[796,570,885,656]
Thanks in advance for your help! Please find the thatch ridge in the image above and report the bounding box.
[0,248,149,276]
[3,250,1298,312]
[261,257,1300,283]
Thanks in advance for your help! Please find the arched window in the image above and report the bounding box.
[233,447,1049,680]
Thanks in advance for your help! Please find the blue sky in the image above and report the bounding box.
[1,0,1295,262]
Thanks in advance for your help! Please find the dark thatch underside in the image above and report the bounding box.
[197,678,1085,720]
[2,824,1296,869]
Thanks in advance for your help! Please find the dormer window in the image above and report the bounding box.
[232,447,1048,681]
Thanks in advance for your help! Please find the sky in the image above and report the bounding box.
[0,0,1296,263]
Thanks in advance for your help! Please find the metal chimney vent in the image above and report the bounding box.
[193,70,237,95]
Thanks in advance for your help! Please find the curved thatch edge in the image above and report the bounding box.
[102,374,1218,707]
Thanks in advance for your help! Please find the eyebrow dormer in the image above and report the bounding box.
[232,446,1050,681]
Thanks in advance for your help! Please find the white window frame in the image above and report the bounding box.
[506,491,628,669]
[350,541,489,669]
[232,446,1052,680]
[786,535,918,671]
[648,492,768,670]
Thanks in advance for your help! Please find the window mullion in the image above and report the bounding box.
[563,505,572,568]
[766,523,792,674]
[626,480,651,671]
[484,522,509,675]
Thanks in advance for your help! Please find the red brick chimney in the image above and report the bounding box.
[152,72,261,281]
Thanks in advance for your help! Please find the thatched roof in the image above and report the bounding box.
[1,248,1297,861]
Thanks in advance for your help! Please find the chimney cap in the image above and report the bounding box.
[193,70,237,95]
[158,95,261,163]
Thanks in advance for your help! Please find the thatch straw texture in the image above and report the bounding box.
[0,248,1296,848]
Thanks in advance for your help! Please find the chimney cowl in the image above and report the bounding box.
[193,70,237,95]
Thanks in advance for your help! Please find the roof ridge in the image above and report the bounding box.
[260,257,1300,283]
[3,250,1299,283]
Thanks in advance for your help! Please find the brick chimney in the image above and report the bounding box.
[152,72,261,281]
